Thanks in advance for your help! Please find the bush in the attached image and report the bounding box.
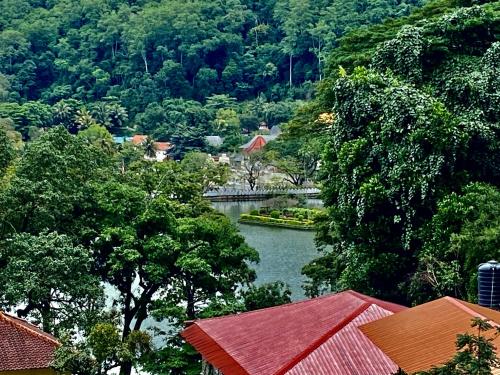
[270,210,280,219]
[250,210,259,216]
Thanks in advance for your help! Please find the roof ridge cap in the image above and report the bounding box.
[193,291,353,325]
[444,297,500,328]
[274,301,372,375]
[346,290,406,312]
[0,312,60,346]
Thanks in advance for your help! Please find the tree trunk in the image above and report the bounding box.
[141,52,148,73]
[186,281,196,320]
[318,43,322,81]
[289,53,293,88]
[120,312,133,375]
[120,362,133,375]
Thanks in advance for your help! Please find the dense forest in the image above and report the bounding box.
[0,0,425,151]
[0,0,499,374]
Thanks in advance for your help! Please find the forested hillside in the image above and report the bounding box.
[0,0,425,146]
[296,0,500,305]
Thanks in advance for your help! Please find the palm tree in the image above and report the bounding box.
[143,137,157,159]
[74,109,97,131]
[90,102,111,128]
[53,101,73,125]
[108,103,128,130]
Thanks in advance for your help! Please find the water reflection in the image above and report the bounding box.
[212,200,321,300]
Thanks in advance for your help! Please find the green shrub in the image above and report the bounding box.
[239,213,315,229]
[250,210,259,216]
[270,210,280,219]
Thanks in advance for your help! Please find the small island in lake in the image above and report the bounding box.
[239,207,324,230]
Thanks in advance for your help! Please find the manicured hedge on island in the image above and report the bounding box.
[239,213,316,230]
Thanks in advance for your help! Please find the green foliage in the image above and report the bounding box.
[270,210,281,219]
[0,126,14,178]
[411,183,500,303]
[242,282,292,311]
[0,126,263,375]
[240,213,315,229]
[301,0,500,304]
[0,232,103,335]
[180,152,229,191]
[53,323,152,375]
[266,136,320,186]
[0,0,426,148]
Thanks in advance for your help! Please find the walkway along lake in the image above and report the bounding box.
[212,200,322,300]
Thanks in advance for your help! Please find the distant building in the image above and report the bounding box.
[152,142,173,162]
[0,312,59,375]
[270,125,281,136]
[131,134,148,145]
[112,136,131,144]
[240,134,278,154]
[361,296,500,375]
[258,122,269,132]
[131,134,173,162]
[205,136,224,148]
[182,290,405,375]
[219,153,230,165]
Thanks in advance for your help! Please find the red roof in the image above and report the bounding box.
[0,312,59,371]
[241,135,268,154]
[155,142,172,151]
[131,134,147,145]
[181,290,406,375]
[360,296,500,374]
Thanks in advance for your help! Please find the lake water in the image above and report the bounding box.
[212,200,321,300]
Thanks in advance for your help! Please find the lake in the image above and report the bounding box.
[212,200,321,300]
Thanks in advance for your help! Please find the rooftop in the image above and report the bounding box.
[182,290,405,375]
[155,141,172,151]
[360,296,500,374]
[240,134,278,152]
[0,312,59,372]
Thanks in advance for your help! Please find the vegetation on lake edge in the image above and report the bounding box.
[239,213,315,230]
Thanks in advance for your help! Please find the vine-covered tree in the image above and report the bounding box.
[300,0,500,303]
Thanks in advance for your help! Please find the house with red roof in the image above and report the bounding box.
[181,290,406,375]
[0,311,59,375]
[131,134,173,161]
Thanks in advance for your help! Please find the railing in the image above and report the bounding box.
[204,187,320,201]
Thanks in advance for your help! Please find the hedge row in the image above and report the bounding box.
[239,214,315,229]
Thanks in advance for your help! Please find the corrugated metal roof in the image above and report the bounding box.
[360,296,500,374]
[286,304,399,375]
[182,290,405,375]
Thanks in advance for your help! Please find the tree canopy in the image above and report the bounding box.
[298,0,500,304]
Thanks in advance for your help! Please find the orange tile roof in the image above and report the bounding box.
[0,312,59,371]
[155,142,172,151]
[360,297,500,374]
[131,134,148,145]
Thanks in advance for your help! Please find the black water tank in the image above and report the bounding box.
[478,260,500,309]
